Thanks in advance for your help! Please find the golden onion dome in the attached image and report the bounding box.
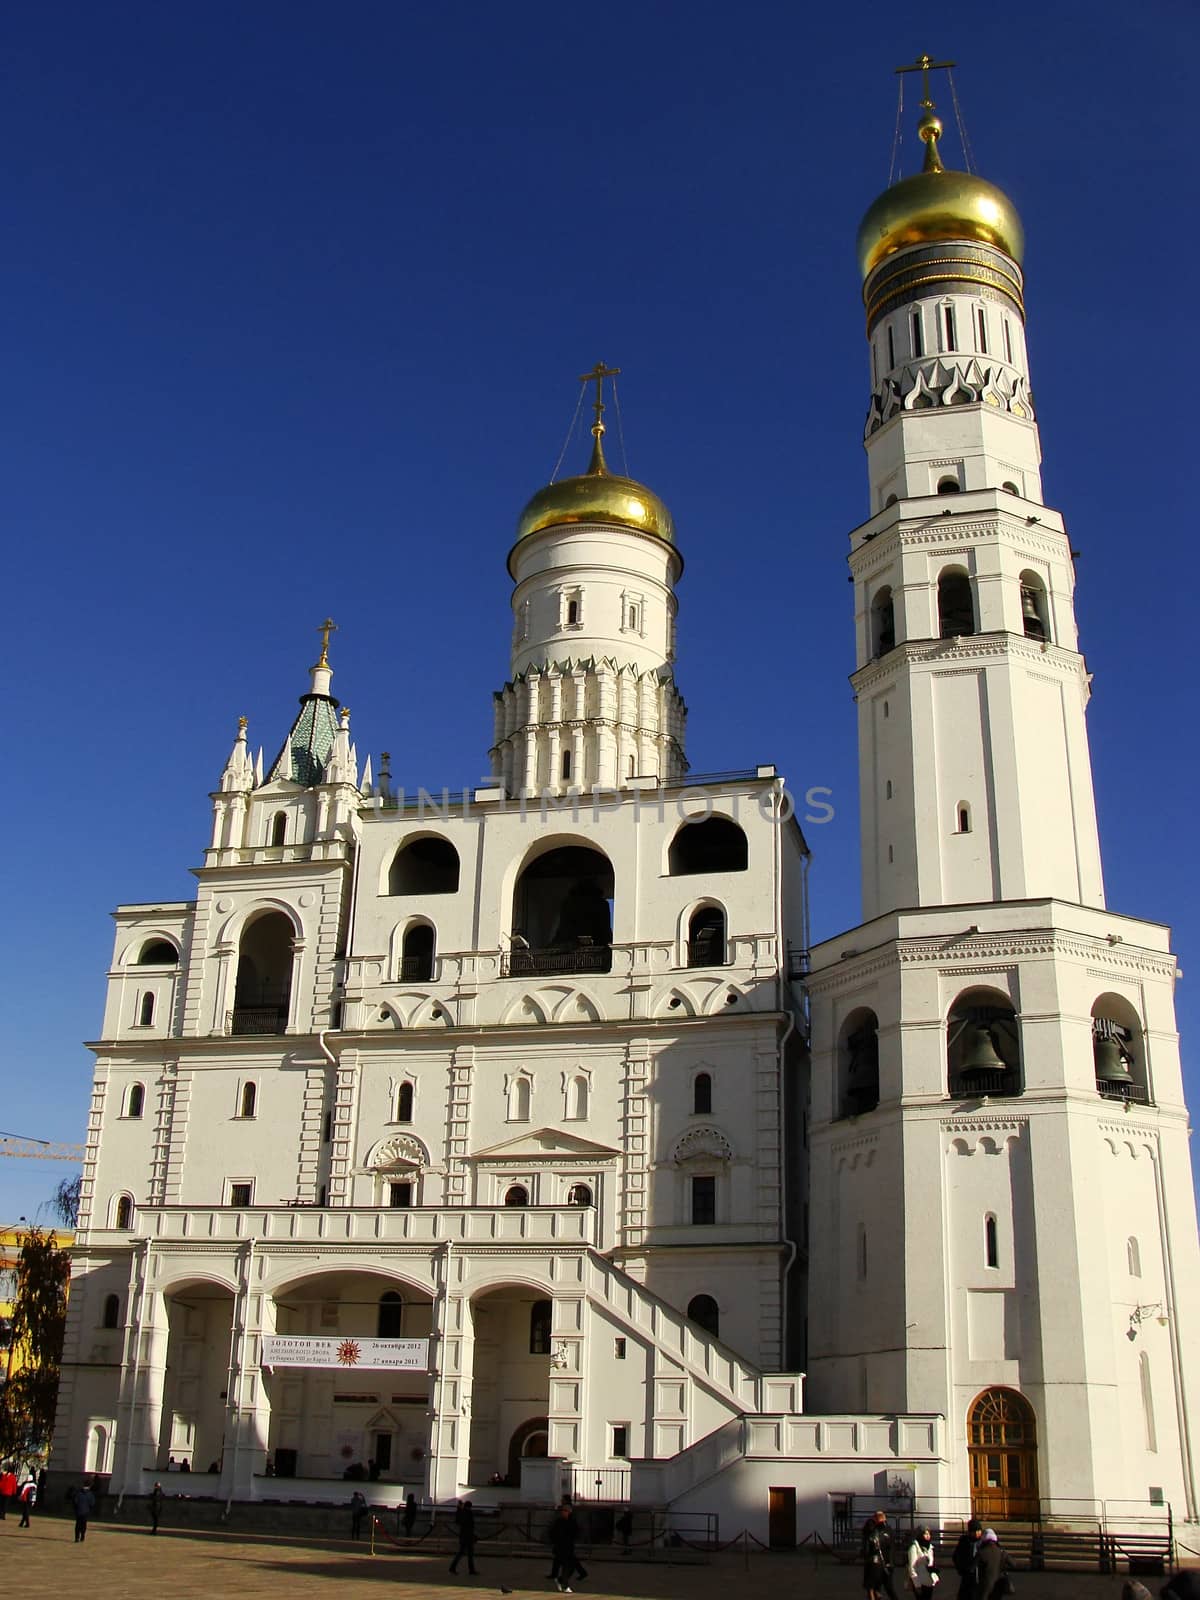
[857,111,1024,281]
[513,430,675,554]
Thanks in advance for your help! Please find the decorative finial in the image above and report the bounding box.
[316,616,337,668]
[895,52,955,172]
[237,715,248,733]
[578,361,621,475]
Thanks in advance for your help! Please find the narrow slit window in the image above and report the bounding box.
[944,304,956,348]
[127,1083,145,1119]
[396,1081,414,1122]
[269,813,287,847]
[566,599,578,626]
[976,306,988,352]
[138,992,155,1027]
[1003,318,1014,364]
[561,749,572,781]
[985,1214,999,1268]
[886,324,896,369]
[240,1081,257,1118]
[911,311,924,358]
[958,804,971,833]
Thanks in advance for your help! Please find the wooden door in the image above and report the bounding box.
[968,1389,1038,1520]
[768,1486,796,1548]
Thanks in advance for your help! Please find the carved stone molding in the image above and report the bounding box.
[864,358,1035,440]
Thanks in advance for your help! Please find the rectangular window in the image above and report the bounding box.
[944,304,956,348]
[614,1337,626,1360]
[886,324,895,369]
[611,1424,629,1458]
[389,1181,413,1208]
[911,311,923,358]
[976,306,988,352]
[691,1175,716,1225]
[229,1181,253,1208]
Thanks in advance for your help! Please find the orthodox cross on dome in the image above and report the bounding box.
[895,51,956,111]
[579,361,621,440]
[316,616,337,668]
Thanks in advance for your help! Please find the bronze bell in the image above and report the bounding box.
[960,1022,1006,1073]
[1021,588,1046,639]
[1094,1034,1134,1084]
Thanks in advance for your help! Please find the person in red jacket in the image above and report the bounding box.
[0,1466,18,1519]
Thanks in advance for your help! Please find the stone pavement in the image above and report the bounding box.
[0,1517,1165,1600]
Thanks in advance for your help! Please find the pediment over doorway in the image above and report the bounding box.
[468,1126,619,1162]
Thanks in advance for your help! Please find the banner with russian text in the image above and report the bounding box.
[260,1335,430,1371]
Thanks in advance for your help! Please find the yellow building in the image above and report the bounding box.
[0,1224,75,1389]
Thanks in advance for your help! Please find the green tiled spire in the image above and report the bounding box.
[268,619,341,787]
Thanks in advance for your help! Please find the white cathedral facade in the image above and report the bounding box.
[54,85,1200,1541]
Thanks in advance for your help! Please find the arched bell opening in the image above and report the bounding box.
[686,904,727,968]
[1019,570,1050,642]
[872,585,896,656]
[400,921,436,982]
[232,911,294,1035]
[668,816,748,875]
[937,566,976,638]
[968,1387,1038,1520]
[947,987,1022,1099]
[509,844,614,976]
[265,1268,435,1480]
[837,1007,880,1119]
[467,1285,554,1487]
[388,835,460,896]
[1091,993,1148,1104]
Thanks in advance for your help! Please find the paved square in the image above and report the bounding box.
[0,1517,1153,1600]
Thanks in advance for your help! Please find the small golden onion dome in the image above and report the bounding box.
[856,110,1024,281]
[514,431,675,552]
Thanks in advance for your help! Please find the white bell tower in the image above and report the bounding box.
[804,59,1200,1528]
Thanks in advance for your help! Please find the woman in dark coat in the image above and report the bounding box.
[549,1501,588,1592]
[974,1528,1011,1600]
[862,1511,897,1600]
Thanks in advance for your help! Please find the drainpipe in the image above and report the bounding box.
[773,778,800,1373]
[115,1235,152,1510]
[429,1238,453,1510]
[225,1234,257,1516]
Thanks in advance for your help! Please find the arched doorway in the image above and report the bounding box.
[506,1415,549,1486]
[968,1387,1038,1519]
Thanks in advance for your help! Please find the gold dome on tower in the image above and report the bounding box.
[512,364,676,565]
[857,96,1024,281]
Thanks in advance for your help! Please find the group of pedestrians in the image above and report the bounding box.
[861,1511,1013,1600]
[0,1465,42,1526]
[446,1493,588,1590]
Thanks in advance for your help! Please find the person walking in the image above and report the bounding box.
[907,1528,938,1600]
[402,1492,418,1537]
[549,1500,588,1592]
[449,1498,479,1575]
[974,1529,1011,1600]
[862,1511,897,1600]
[149,1480,164,1534]
[73,1480,96,1542]
[0,1464,16,1519]
[952,1521,984,1600]
[18,1479,37,1527]
[615,1507,633,1552]
[349,1488,367,1540]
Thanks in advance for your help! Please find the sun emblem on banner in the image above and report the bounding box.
[336,1338,362,1366]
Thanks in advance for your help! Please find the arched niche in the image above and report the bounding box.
[508,844,614,976]
[232,910,294,1035]
[947,986,1021,1098]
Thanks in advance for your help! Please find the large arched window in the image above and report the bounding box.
[400,922,435,982]
[529,1300,552,1353]
[566,1182,593,1207]
[687,1294,720,1337]
[232,911,294,1035]
[388,835,460,896]
[837,1009,880,1119]
[504,1184,529,1208]
[947,988,1021,1098]
[687,905,726,967]
[137,939,177,966]
[937,568,975,638]
[872,586,896,656]
[509,844,614,976]
[377,1291,403,1338]
[1091,994,1146,1103]
[669,817,748,876]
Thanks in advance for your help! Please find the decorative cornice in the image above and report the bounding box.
[864,356,1034,441]
[851,632,1084,693]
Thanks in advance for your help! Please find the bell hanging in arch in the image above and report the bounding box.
[1021,587,1046,640]
[1094,1033,1134,1085]
[960,1022,1006,1074]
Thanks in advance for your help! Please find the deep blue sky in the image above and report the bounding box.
[4,3,1197,1223]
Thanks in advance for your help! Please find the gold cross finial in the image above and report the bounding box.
[578,362,622,441]
[895,51,956,110]
[316,617,337,667]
